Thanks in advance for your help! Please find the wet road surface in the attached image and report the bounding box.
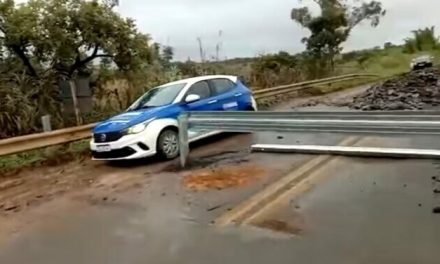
[2,132,440,264]
[247,155,440,263]
[1,152,439,264]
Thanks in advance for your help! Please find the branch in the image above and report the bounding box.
[68,45,113,76]
[11,45,38,77]
[0,24,38,77]
[74,47,81,65]
[95,54,114,58]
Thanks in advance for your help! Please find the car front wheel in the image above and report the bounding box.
[157,129,179,159]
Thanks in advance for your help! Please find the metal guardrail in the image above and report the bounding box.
[0,124,95,157]
[253,73,378,99]
[0,74,378,157]
[251,144,440,159]
[177,111,440,167]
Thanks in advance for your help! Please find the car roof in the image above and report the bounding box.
[412,55,432,61]
[159,75,238,87]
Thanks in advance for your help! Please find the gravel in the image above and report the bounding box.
[350,68,440,111]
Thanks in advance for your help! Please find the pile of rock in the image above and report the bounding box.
[351,68,440,110]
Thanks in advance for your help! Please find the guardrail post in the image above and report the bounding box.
[178,112,190,168]
[41,115,52,132]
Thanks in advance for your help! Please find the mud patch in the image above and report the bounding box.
[182,165,265,191]
[253,219,302,235]
[164,150,250,172]
[0,179,24,191]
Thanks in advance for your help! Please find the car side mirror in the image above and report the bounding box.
[185,94,201,103]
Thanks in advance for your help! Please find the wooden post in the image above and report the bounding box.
[69,80,82,125]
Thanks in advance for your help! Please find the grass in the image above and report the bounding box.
[337,47,440,77]
[0,140,90,175]
[256,76,383,109]
[300,76,386,96]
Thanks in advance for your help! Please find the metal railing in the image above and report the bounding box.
[0,74,378,157]
[0,123,95,157]
[253,73,378,99]
[177,111,440,167]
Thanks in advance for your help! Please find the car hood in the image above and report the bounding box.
[93,105,178,133]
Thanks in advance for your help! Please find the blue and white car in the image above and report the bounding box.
[91,75,258,160]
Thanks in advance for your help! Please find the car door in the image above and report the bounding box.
[184,80,216,111]
[208,78,239,111]
[183,80,217,138]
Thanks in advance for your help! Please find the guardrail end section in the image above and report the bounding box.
[178,113,190,168]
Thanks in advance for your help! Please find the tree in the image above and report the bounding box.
[384,42,395,49]
[291,0,386,72]
[0,0,155,80]
[403,26,439,53]
[175,59,202,77]
[160,45,174,68]
[251,51,301,87]
[0,0,160,138]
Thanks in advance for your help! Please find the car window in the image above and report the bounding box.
[128,83,186,110]
[210,78,236,95]
[186,81,211,100]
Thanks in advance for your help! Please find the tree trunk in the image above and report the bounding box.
[11,45,38,77]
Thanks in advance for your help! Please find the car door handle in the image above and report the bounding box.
[208,100,218,104]
[234,93,243,97]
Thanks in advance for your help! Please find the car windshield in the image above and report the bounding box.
[128,83,186,111]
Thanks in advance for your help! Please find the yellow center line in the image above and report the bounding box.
[214,136,365,227]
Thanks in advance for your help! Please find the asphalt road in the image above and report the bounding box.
[1,143,439,264]
[4,85,439,263]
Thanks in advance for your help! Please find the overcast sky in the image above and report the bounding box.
[118,0,438,61]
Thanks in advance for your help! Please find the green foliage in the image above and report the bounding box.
[251,51,302,87]
[291,0,386,74]
[298,51,334,78]
[339,48,383,69]
[160,46,174,68]
[93,42,183,114]
[384,42,395,49]
[176,60,203,77]
[0,0,167,137]
[0,0,154,79]
[403,26,439,54]
[336,45,440,77]
[0,140,90,174]
[0,71,61,138]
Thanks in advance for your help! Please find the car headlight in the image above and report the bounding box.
[127,123,147,134]
[125,118,155,135]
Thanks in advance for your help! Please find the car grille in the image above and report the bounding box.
[92,147,136,159]
[93,131,124,143]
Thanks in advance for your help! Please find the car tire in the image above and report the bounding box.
[157,129,179,160]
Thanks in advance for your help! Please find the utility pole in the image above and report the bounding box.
[216,30,223,62]
[197,37,205,63]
